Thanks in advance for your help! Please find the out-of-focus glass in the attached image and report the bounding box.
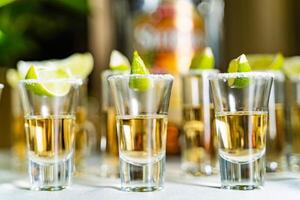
[11,86,27,169]
[19,79,82,191]
[287,76,300,171]
[74,79,97,173]
[210,72,273,190]
[181,69,218,176]
[100,70,129,177]
[265,71,286,172]
[108,74,173,192]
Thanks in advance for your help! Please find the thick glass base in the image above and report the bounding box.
[28,156,72,191]
[219,156,264,190]
[266,154,285,172]
[99,155,119,178]
[181,162,216,176]
[120,156,165,192]
[287,154,300,172]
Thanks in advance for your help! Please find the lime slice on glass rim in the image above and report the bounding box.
[129,51,152,91]
[247,53,284,71]
[24,65,72,97]
[17,52,93,79]
[109,50,130,71]
[283,56,300,78]
[228,54,252,88]
[190,47,215,70]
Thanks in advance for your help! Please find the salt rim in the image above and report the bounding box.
[101,69,130,78]
[182,69,219,76]
[108,74,174,81]
[289,75,300,82]
[0,84,4,89]
[256,70,285,81]
[209,72,274,80]
[19,78,83,85]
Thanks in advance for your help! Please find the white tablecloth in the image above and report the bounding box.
[0,156,299,200]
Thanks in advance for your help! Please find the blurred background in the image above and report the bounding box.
[0,0,298,150]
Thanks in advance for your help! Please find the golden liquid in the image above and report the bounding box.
[74,106,88,165]
[290,105,300,154]
[103,107,118,156]
[266,104,285,161]
[215,111,268,162]
[117,115,167,164]
[12,114,26,161]
[25,115,75,160]
[182,105,217,165]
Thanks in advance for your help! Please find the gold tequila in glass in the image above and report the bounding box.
[103,107,118,156]
[117,115,167,191]
[265,71,286,172]
[216,111,268,164]
[290,105,300,154]
[181,70,218,175]
[8,81,27,168]
[108,74,173,192]
[74,80,97,173]
[74,106,88,167]
[210,72,273,190]
[287,76,300,171]
[12,112,26,164]
[100,70,129,177]
[25,115,75,162]
[266,104,285,171]
[19,78,82,191]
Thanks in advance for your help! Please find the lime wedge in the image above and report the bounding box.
[17,52,94,79]
[129,51,151,91]
[6,69,21,88]
[190,47,215,69]
[247,53,284,71]
[283,56,300,78]
[25,65,72,97]
[109,50,130,71]
[59,53,93,78]
[228,54,252,88]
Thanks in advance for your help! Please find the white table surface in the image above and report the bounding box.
[0,155,299,200]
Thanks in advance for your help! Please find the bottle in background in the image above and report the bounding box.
[132,0,206,155]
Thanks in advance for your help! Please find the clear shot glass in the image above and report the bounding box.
[209,72,273,190]
[181,69,219,176]
[265,71,285,172]
[100,69,129,177]
[19,78,82,191]
[108,74,173,192]
[287,76,300,171]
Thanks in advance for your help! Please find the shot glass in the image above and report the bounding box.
[74,79,97,173]
[19,78,82,191]
[265,71,286,172]
[0,83,4,97]
[209,72,273,190]
[287,76,300,171]
[108,74,173,192]
[100,69,129,177]
[181,70,219,176]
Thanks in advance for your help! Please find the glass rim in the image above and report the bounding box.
[182,69,219,76]
[102,69,131,73]
[18,78,83,85]
[0,83,4,89]
[209,72,274,80]
[255,70,285,81]
[101,69,130,79]
[107,74,174,81]
[289,75,300,82]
